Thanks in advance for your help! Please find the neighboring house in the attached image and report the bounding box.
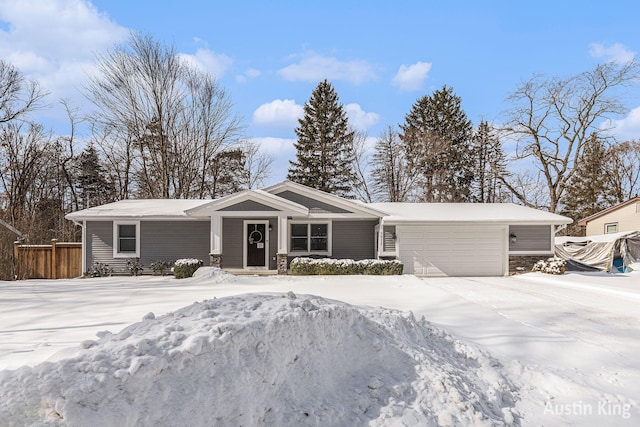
[65,181,571,277]
[578,197,640,236]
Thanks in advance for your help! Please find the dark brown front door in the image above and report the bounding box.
[246,222,267,267]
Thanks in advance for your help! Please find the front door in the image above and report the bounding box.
[245,221,268,268]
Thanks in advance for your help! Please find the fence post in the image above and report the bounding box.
[13,241,19,280]
[51,239,57,280]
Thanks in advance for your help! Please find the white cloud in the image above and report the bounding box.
[246,137,297,184]
[0,0,128,120]
[252,99,303,128]
[247,136,297,156]
[600,106,640,140]
[345,103,380,131]
[236,68,261,83]
[588,42,636,64]
[391,61,432,91]
[278,52,376,84]
[178,48,233,78]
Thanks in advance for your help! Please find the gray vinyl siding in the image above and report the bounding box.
[139,221,210,268]
[86,220,210,275]
[222,217,278,269]
[332,220,377,260]
[509,225,552,252]
[220,200,280,211]
[86,221,127,272]
[223,218,243,268]
[275,190,351,214]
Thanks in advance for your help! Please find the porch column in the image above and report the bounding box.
[377,218,384,258]
[277,215,288,274]
[210,214,223,268]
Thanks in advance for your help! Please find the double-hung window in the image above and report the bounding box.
[113,221,140,258]
[290,222,330,254]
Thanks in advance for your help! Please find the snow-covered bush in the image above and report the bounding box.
[290,257,403,275]
[150,260,172,276]
[173,258,203,279]
[126,258,144,276]
[531,257,566,275]
[85,262,112,277]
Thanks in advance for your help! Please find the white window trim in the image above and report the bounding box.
[289,220,332,256]
[604,222,618,234]
[113,220,140,258]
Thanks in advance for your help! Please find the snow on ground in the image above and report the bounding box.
[0,270,639,426]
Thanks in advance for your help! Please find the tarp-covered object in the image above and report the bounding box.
[555,231,640,273]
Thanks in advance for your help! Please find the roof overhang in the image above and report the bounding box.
[263,180,386,218]
[578,197,640,226]
[185,189,309,216]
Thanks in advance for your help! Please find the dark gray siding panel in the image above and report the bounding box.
[86,220,211,275]
[276,190,351,214]
[222,217,278,269]
[220,200,279,211]
[332,220,377,260]
[509,225,552,252]
[140,221,210,268]
[86,221,127,272]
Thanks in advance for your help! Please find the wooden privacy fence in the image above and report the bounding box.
[14,239,82,280]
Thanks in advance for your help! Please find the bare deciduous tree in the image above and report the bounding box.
[238,140,274,190]
[0,59,47,124]
[501,61,640,212]
[86,32,243,199]
[370,126,417,202]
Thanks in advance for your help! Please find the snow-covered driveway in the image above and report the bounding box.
[1,271,638,425]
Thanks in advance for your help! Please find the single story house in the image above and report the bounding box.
[578,197,640,236]
[65,181,571,277]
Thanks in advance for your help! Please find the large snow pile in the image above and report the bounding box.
[0,293,518,426]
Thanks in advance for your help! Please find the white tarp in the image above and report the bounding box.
[555,231,640,272]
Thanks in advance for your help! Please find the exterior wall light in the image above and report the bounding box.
[510,233,517,244]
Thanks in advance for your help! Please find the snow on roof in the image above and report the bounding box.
[65,199,211,220]
[370,202,572,224]
[64,195,571,225]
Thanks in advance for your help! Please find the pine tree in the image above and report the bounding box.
[207,149,246,198]
[561,134,610,234]
[75,145,115,209]
[287,80,356,196]
[399,85,474,202]
[472,121,508,202]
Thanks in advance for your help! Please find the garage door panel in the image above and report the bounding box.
[397,225,505,276]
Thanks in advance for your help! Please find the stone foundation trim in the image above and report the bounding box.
[277,253,288,275]
[210,254,223,269]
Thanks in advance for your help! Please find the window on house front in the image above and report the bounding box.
[113,221,140,257]
[605,223,618,234]
[290,222,330,253]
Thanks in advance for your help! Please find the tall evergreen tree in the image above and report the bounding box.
[561,134,610,235]
[287,80,356,196]
[399,85,474,202]
[75,145,115,209]
[471,121,508,202]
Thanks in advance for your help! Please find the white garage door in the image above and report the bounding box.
[397,225,506,276]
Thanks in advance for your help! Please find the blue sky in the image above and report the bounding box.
[1,0,639,184]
